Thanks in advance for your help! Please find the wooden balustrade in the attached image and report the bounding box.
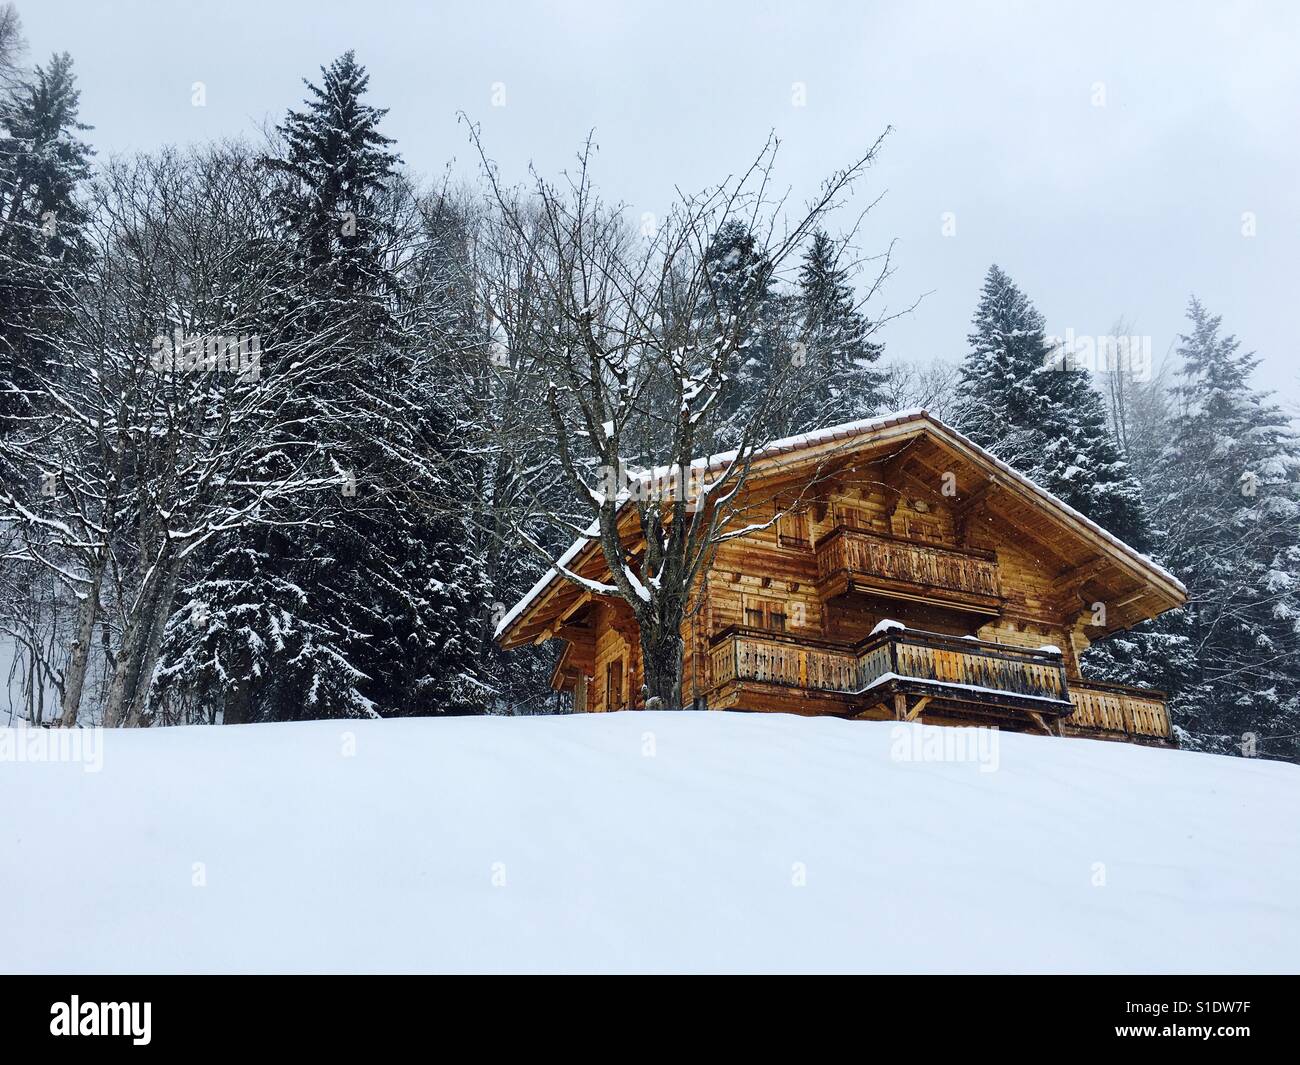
[708,627,1181,738]
[854,629,1068,702]
[709,629,858,693]
[1067,681,1172,741]
[710,626,1068,705]
[815,527,1001,610]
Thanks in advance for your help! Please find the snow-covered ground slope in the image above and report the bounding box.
[3,712,1298,973]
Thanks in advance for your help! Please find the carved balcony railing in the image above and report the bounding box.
[814,527,1001,613]
[1066,680,1172,742]
[709,628,859,693]
[707,626,1171,738]
[708,626,1070,709]
[852,627,1069,705]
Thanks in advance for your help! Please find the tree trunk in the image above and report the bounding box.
[103,555,173,727]
[223,676,254,726]
[27,651,41,726]
[639,620,685,711]
[59,561,105,727]
[123,563,181,728]
[102,611,145,728]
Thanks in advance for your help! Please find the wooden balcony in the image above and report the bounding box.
[815,527,1001,614]
[707,626,1173,742]
[1064,680,1173,744]
[707,625,1073,726]
[709,628,859,694]
[851,627,1071,724]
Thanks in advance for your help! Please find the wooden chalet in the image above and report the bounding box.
[496,410,1187,745]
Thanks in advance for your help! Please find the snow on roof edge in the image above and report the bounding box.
[493,519,600,640]
[663,407,929,480]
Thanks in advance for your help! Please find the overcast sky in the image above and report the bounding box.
[20,0,1300,404]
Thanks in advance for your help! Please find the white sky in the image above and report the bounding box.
[20,0,1300,405]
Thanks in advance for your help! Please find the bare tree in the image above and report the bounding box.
[0,145,364,725]
[471,127,894,709]
[878,357,960,421]
[1095,319,1175,487]
[0,2,23,92]
[451,192,577,708]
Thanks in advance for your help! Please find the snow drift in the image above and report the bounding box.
[2,712,1297,974]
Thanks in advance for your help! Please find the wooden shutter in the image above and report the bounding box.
[605,659,624,710]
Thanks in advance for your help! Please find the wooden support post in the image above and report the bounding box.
[854,701,890,720]
[893,692,908,720]
[905,695,932,722]
[1026,710,1056,736]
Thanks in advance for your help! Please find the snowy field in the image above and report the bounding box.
[2,711,1298,974]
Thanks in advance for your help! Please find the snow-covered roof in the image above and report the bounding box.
[644,407,930,482]
[495,409,1186,643]
[494,518,600,643]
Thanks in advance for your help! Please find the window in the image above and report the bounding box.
[777,506,810,548]
[744,597,788,632]
[836,504,869,530]
[605,659,624,710]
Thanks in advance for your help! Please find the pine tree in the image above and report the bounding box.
[701,220,772,319]
[1151,299,1300,755]
[278,53,488,716]
[795,230,885,426]
[699,220,784,444]
[0,51,93,452]
[264,51,399,307]
[953,264,1148,547]
[162,53,490,721]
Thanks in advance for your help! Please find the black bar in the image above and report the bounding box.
[2,975,1294,1052]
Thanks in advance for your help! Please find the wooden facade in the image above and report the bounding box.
[499,411,1187,745]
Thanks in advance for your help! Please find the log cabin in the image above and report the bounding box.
[495,410,1187,745]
